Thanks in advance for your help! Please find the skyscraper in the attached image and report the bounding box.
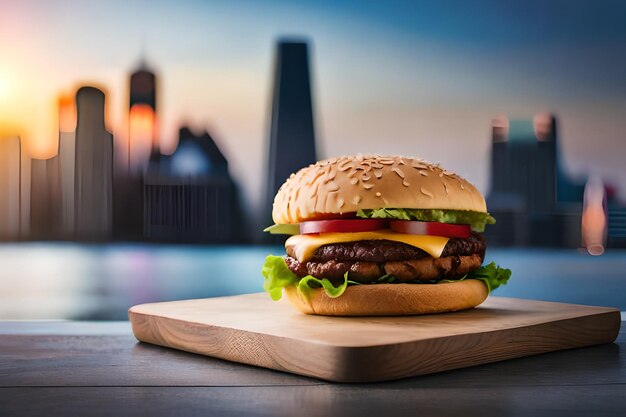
[0,136,21,240]
[74,87,113,240]
[490,114,557,213]
[58,94,76,238]
[264,40,317,232]
[486,114,583,247]
[143,127,242,242]
[129,62,158,175]
[112,61,157,240]
[29,156,60,239]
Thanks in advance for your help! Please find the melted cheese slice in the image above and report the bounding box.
[285,230,450,263]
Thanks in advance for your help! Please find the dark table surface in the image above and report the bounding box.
[1,320,625,417]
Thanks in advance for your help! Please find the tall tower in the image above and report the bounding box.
[58,94,76,237]
[29,156,60,239]
[129,62,157,175]
[490,114,557,213]
[112,61,157,240]
[264,40,317,228]
[486,113,584,247]
[0,136,21,240]
[74,86,113,240]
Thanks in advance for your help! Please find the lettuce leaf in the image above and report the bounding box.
[297,273,350,299]
[262,255,300,300]
[263,224,300,235]
[262,255,511,301]
[466,262,512,293]
[356,208,496,232]
[262,255,351,300]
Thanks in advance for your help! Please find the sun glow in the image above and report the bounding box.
[129,104,157,173]
[0,74,10,102]
[58,94,77,133]
[0,66,58,159]
[0,67,23,136]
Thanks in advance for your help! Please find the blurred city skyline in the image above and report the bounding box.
[1,0,626,224]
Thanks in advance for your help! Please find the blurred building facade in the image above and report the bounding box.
[485,114,584,247]
[0,136,21,240]
[605,186,626,248]
[263,40,317,237]
[143,127,241,242]
[58,95,77,238]
[128,62,158,174]
[0,57,246,244]
[113,61,158,240]
[607,206,626,247]
[29,156,61,239]
[74,87,114,240]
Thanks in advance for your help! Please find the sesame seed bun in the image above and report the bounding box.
[284,279,488,316]
[272,154,487,224]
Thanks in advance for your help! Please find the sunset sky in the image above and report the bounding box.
[1,0,626,215]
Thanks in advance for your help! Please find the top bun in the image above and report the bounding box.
[272,154,486,224]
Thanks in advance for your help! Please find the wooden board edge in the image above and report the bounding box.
[327,309,622,382]
[128,309,344,379]
[128,305,622,383]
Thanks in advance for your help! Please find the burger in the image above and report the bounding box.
[262,154,511,316]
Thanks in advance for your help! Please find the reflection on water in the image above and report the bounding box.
[0,243,624,320]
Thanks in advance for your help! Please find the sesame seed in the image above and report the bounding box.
[352,195,361,204]
[411,159,427,169]
[419,170,428,177]
[375,192,382,197]
[363,183,375,190]
[374,170,383,179]
[392,167,405,178]
[403,181,410,187]
[420,187,434,198]
[350,177,359,185]
[338,161,352,172]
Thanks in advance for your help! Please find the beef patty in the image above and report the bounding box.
[284,233,486,283]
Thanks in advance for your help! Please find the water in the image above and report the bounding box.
[0,243,624,320]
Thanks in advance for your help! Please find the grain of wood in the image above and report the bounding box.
[129,293,621,382]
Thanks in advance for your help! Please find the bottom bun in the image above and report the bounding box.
[284,280,488,316]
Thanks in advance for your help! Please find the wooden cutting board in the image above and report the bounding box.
[129,293,621,383]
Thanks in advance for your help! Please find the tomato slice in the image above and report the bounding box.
[389,220,471,238]
[300,219,388,234]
